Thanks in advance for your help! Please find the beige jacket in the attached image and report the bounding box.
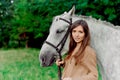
[62,46,98,80]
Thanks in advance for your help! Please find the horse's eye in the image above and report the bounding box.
[56,18,58,21]
[56,30,64,33]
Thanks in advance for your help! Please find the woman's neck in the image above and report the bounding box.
[76,42,82,48]
[72,42,82,56]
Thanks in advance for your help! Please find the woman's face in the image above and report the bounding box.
[72,25,85,43]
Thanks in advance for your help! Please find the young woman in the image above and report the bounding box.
[56,20,98,80]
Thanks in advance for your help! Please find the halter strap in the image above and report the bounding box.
[59,18,72,25]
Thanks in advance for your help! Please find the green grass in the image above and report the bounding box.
[0,48,58,80]
[0,48,102,80]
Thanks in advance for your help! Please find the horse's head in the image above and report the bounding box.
[39,6,75,67]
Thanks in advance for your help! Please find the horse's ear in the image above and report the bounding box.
[68,6,75,16]
[64,11,67,14]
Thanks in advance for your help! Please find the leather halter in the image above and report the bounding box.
[44,18,72,54]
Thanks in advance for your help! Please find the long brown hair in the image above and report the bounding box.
[66,20,90,64]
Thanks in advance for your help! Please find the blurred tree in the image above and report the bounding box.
[75,0,120,25]
[0,0,120,48]
[10,0,49,48]
[0,0,13,47]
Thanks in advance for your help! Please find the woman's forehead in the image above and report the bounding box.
[73,25,83,30]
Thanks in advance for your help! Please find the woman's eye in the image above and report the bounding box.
[72,30,76,33]
[79,31,83,33]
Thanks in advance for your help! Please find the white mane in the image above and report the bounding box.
[74,15,120,30]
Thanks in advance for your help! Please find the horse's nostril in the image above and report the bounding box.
[42,57,45,62]
[42,58,45,62]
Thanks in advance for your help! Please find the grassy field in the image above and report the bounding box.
[0,48,102,80]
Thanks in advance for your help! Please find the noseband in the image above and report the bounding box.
[44,18,72,54]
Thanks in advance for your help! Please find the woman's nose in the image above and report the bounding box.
[75,32,79,36]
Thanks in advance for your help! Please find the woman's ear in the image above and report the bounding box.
[68,6,75,16]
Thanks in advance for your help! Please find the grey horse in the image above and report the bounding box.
[39,6,120,80]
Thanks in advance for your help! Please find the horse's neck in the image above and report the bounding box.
[82,16,120,80]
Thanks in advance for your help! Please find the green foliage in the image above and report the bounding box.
[75,0,120,25]
[0,0,13,47]
[0,0,120,48]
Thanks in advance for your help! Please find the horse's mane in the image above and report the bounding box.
[74,15,120,30]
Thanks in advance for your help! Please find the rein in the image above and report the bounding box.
[44,18,72,80]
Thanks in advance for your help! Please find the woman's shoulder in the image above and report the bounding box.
[85,45,96,57]
[85,45,95,51]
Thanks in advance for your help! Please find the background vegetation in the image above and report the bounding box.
[0,0,120,48]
